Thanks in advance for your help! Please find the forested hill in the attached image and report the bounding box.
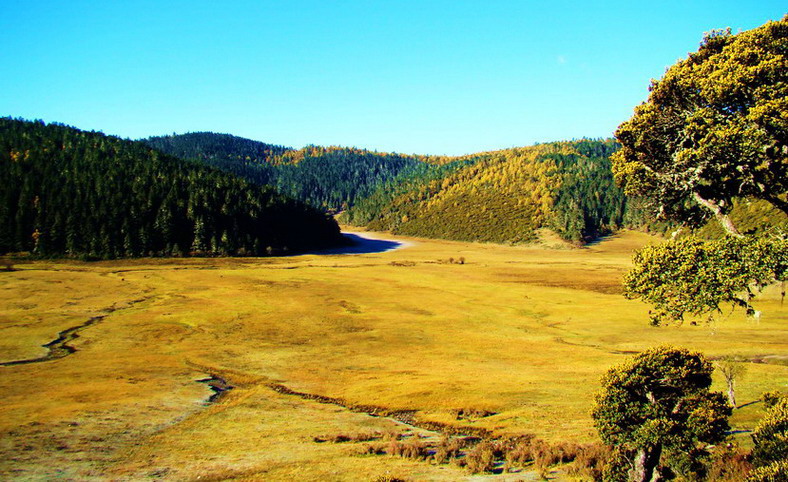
[145,132,291,165]
[0,118,343,258]
[143,132,446,212]
[145,133,640,245]
[342,139,638,244]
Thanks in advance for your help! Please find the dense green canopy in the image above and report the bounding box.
[593,346,731,481]
[145,132,431,212]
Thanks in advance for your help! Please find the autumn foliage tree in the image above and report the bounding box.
[614,17,788,325]
[748,397,788,481]
[623,232,787,325]
[612,17,787,234]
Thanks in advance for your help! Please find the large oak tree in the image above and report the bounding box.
[613,17,787,325]
[612,17,787,235]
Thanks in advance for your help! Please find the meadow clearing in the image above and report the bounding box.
[0,229,785,480]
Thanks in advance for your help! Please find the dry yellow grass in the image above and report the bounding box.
[0,229,785,480]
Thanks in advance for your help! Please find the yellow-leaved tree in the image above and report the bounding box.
[613,16,788,325]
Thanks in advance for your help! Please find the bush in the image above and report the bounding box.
[746,460,788,482]
[504,439,534,469]
[565,443,609,480]
[433,436,461,464]
[752,398,788,467]
[762,390,786,409]
[707,444,752,481]
[357,443,386,456]
[387,439,427,460]
[531,440,562,478]
[372,475,406,482]
[314,431,382,443]
[464,441,496,474]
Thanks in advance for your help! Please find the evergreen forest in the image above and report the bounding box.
[0,118,343,259]
[145,132,441,213]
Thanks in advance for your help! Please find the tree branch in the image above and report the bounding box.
[763,194,788,215]
[692,192,742,237]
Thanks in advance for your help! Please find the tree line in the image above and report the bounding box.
[145,132,433,213]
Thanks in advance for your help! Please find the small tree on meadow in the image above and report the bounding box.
[714,356,747,408]
[592,346,731,482]
[623,233,786,325]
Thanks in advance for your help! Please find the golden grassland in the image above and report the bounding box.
[0,229,785,480]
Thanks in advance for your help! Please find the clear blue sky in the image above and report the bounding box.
[1,1,784,155]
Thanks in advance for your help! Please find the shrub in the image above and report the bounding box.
[387,439,427,460]
[762,390,786,409]
[313,431,382,443]
[746,460,788,482]
[382,429,403,441]
[554,441,581,463]
[504,439,534,469]
[464,441,496,474]
[565,443,609,480]
[752,398,788,468]
[372,475,406,482]
[531,440,562,479]
[356,443,386,456]
[433,436,461,464]
[707,444,752,481]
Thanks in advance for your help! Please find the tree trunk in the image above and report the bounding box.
[692,192,742,237]
[727,379,736,408]
[630,445,662,482]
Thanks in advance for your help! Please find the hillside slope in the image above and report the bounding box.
[144,132,441,212]
[0,118,343,258]
[344,140,631,244]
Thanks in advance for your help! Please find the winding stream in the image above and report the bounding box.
[0,296,151,367]
[267,382,492,438]
[0,315,106,367]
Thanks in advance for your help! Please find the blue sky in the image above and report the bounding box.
[0,1,784,155]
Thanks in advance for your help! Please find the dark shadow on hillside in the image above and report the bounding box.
[306,233,405,255]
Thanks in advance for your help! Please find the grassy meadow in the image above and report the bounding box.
[0,229,785,480]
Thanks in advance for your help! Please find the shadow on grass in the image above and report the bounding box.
[306,233,406,255]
